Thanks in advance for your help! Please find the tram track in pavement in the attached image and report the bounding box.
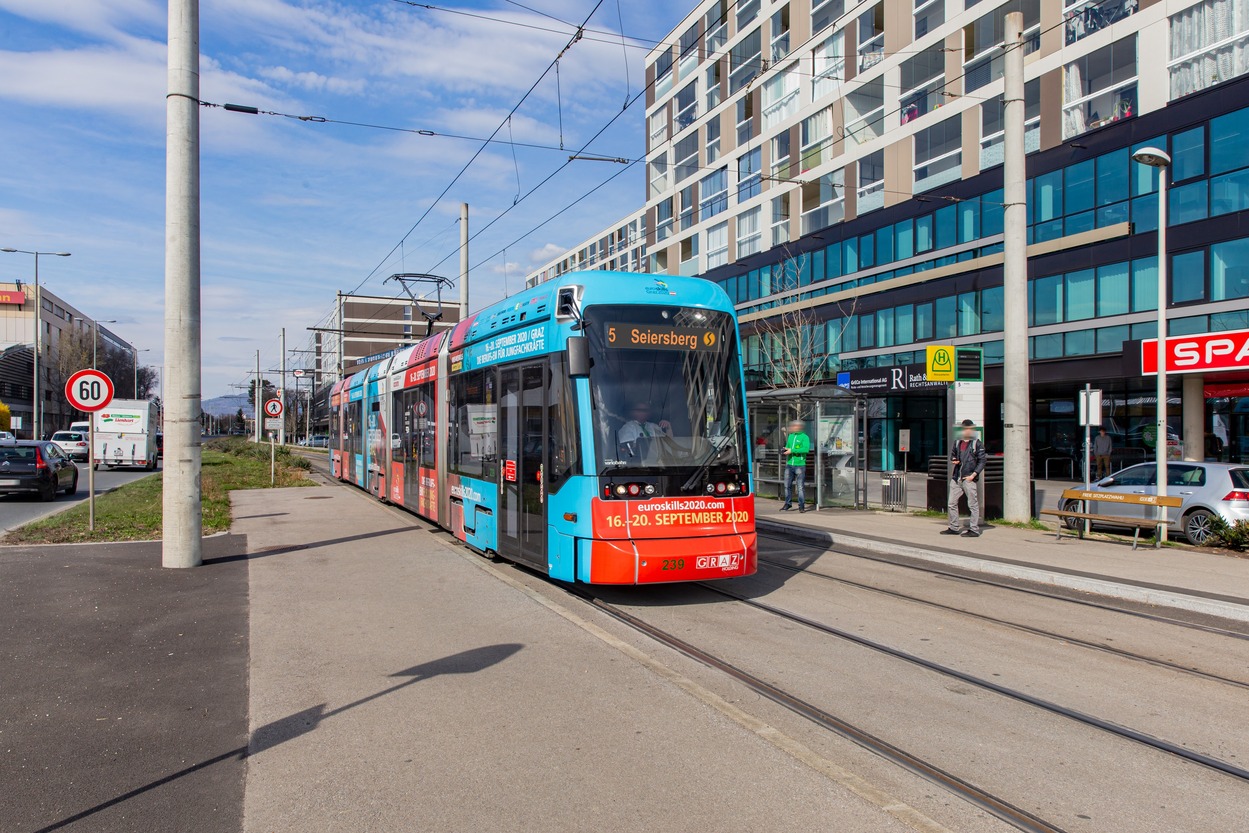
[693,580,1249,784]
[565,584,1075,833]
[754,554,1249,690]
[759,531,1249,642]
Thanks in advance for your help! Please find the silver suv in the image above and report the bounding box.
[1061,462,1249,545]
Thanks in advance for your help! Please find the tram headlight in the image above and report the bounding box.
[614,484,628,497]
[643,484,656,496]
[726,483,739,494]
[706,484,716,494]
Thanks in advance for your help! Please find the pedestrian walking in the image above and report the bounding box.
[1093,427,1113,480]
[780,419,811,513]
[943,419,987,537]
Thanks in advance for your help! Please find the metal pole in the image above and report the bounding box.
[254,349,261,443]
[1001,12,1031,522]
[133,348,138,398]
[89,418,95,531]
[270,434,275,486]
[33,254,40,440]
[1156,168,1170,542]
[162,0,203,568]
[92,320,97,369]
[1083,384,1092,490]
[279,327,286,446]
[459,202,470,320]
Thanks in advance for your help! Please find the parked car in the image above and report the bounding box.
[0,431,14,442]
[50,430,90,461]
[0,441,78,501]
[1058,462,1249,545]
[310,435,329,448]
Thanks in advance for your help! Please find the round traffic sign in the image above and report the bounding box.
[291,369,306,378]
[65,369,115,412]
[264,398,284,417]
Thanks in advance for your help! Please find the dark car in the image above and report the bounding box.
[156,433,164,458]
[0,441,79,501]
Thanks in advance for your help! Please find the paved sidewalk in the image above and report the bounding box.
[756,500,1249,622]
[236,486,921,833]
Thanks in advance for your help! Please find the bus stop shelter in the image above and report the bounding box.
[748,384,868,509]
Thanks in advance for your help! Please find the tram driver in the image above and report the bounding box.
[617,401,673,464]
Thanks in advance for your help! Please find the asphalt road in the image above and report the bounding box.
[0,462,161,532]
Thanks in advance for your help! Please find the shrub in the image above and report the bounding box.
[1204,516,1249,551]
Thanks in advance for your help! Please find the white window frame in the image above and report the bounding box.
[700,167,729,219]
[649,152,669,197]
[738,206,763,258]
[674,81,698,133]
[800,170,845,235]
[771,192,791,247]
[648,108,668,148]
[811,31,845,99]
[706,221,729,269]
[762,63,800,130]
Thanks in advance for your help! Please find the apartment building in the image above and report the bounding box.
[525,209,649,288]
[627,0,1249,470]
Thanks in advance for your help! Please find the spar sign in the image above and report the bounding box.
[1142,329,1249,375]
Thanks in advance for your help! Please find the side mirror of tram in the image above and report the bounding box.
[567,336,591,378]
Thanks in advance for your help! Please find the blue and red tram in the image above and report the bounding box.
[327,271,756,584]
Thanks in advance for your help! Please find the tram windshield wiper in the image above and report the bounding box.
[680,417,740,492]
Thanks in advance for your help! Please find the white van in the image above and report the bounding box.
[69,421,90,434]
[93,400,160,470]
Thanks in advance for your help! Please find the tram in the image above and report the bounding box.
[328,271,755,584]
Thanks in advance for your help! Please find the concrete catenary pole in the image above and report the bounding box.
[279,327,286,446]
[1001,12,1031,522]
[162,0,203,568]
[254,349,261,443]
[459,202,469,320]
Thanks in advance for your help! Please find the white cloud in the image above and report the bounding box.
[258,65,365,95]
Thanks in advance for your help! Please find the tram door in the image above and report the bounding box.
[498,363,547,569]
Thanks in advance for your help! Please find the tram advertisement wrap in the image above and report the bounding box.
[591,496,754,539]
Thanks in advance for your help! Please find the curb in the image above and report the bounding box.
[757,517,1249,625]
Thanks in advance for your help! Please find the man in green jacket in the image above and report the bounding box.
[781,419,811,513]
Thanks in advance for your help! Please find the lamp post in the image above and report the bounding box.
[1132,146,1172,542]
[1,248,71,439]
[75,317,118,369]
[134,348,152,398]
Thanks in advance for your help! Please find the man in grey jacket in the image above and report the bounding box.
[942,419,988,537]
[1093,427,1113,480]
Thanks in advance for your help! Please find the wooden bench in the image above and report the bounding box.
[1040,489,1184,549]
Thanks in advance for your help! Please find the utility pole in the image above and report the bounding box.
[162,0,202,568]
[279,328,286,446]
[459,202,470,320]
[336,291,345,378]
[1001,11,1031,522]
[254,349,261,443]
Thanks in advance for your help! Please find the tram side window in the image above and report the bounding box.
[329,403,339,449]
[449,370,497,480]
[416,382,436,468]
[547,357,579,491]
[394,391,413,465]
[346,400,362,457]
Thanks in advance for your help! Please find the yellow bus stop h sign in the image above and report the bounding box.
[926,345,956,382]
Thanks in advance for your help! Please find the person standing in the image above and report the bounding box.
[943,419,987,537]
[780,419,811,513]
[1093,427,1114,480]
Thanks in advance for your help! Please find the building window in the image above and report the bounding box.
[857,3,884,73]
[674,134,699,183]
[705,1,728,52]
[700,167,729,219]
[679,22,700,76]
[801,170,845,234]
[730,28,762,93]
[964,0,1041,92]
[762,62,800,129]
[899,49,946,125]
[649,152,669,197]
[648,108,668,149]
[980,78,1041,169]
[845,78,884,146]
[913,116,962,193]
[675,82,698,132]
[770,5,791,62]
[771,192,791,246]
[656,198,674,242]
[771,132,792,182]
[706,222,729,269]
[800,105,834,172]
[707,116,722,164]
[811,30,845,100]
[680,184,698,230]
[736,94,754,145]
[1169,0,1249,100]
[736,0,760,29]
[1172,250,1207,304]
[858,151,885,214]
[655,49,674,98]
[1067,0,1139,47]
[1063,36,1137,139]
[738,147,762,201]
[738,206,763,257]
[679,235,700,276]
[706,62,722,111]
[812,0,846,37]
[914,0,943,38]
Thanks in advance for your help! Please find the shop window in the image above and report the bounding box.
[1211,237,1249,301]
[1171,250,1207,304]
[1169,0,1249,100]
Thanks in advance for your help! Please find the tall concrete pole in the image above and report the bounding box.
[1001,12,1031,522]
[162,0,203,568]
[254,349,261,443]
[459,203,470,320]
[1155,165,1170,541]
[33,254,40,440]
[279,327,287,446]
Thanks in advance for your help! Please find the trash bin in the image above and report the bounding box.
[881,470,907,511]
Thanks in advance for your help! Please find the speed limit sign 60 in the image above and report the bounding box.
[65,369,115,412]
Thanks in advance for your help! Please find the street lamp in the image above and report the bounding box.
[1132,146,1172,542]
[2,248,71,439]
[134,348,152,398]
[74,317,118,369]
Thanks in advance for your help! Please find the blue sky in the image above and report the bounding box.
[0,0,685,397]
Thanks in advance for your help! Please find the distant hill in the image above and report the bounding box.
[201,394,250,417]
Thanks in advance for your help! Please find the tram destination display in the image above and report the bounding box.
[606,322,721,352]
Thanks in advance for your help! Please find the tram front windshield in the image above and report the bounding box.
[586,305,746,480]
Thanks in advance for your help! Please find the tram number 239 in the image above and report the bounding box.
[661,559,685,572]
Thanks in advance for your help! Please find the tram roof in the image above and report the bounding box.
[747,384,860,402]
